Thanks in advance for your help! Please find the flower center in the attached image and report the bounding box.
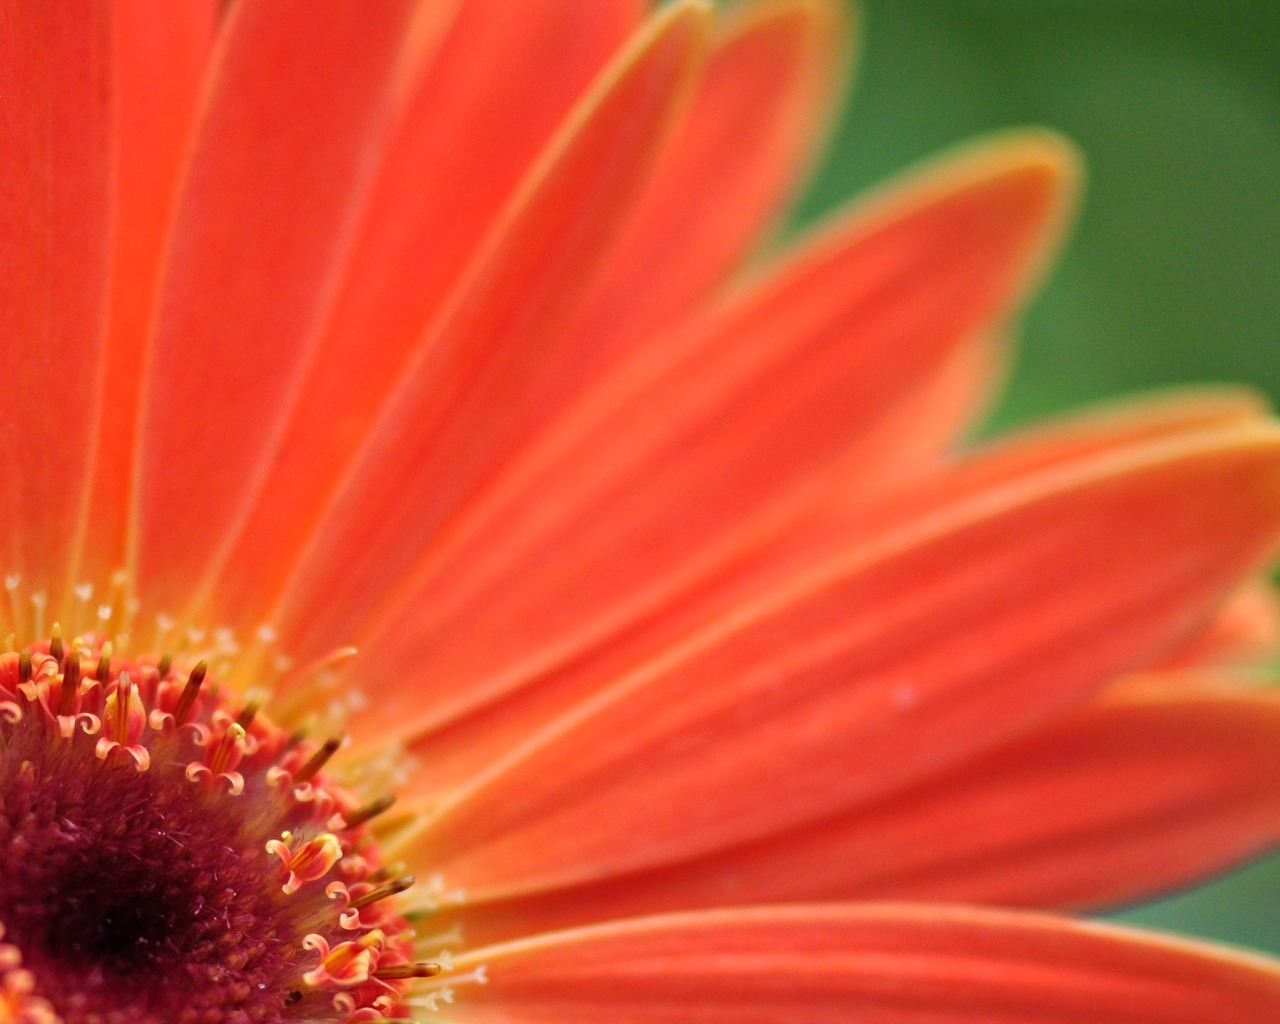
[0,632,436,1024]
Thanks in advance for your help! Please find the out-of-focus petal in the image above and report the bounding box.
[0,3,112,618]
[388,424,1280,898]
[888,385,1275,518]
[324,134,1079,737]
[134,0,416,622]
[381,387,1276,801]
[196,0,642,631]
[572,0,853,365]
[1154,581,1280,670]
[76,0,219,588]
[267,1,715,660]
[446,672,1280,944]
[441,906,1280,1024]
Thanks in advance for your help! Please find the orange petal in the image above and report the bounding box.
[133,0,416,621]
[197,0,642,632]
[810,388,1275,567]
[389,424,1280,899]
[442,906,1280,1024]
[571,0,853,364]
[918,385,1275,511]
[266,1,714,659]
[323,133,1078,741]
[446,672,1280,945]
[76,0,219,589]
[0,3,112,618]
[383,387,1276,802]
[1154,580,1280,670]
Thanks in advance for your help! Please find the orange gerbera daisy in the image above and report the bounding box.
[5,0,1280,1021]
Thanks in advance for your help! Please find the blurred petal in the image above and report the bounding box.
[911,385,1275,513]
[448,672,1280,944]
[573,0,853,363]
[332,133,1079,743]
[135,0,416,620]
[76,1,220,587]
[197,0,642,630]
[389,424,1280,898]
[444,906,1280,1024]
[268,1,715,658]
[386,386,1277,801]
[1154,581,1280,669]
[0,3,112,615]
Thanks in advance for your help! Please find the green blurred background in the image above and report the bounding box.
[800,1,1280,953]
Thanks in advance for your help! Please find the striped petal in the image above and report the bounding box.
[386,423,1280,899]
[325,133,1078,745]
[446,673,1280,945]
[265,1,714,661]
[75,0,219,589]
[570,0,853,364]
[134,0,416,621]
[440,906,1280,1024]
[372,387,1278,803]
[0,3,112,619]
[192,0,642,632]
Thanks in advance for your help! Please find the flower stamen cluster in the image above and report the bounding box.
[0,630,440,1024]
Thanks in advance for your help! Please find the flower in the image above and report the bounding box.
[5,0,1280,1021]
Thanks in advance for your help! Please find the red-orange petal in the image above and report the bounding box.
[195,0,642,633]
[0,3,112,616]
[443,906,1280,1024]
[390,423,1280,898]
[134,0,416,621]
[327,133,1079,744]
[267,1,714,659]
[571,0,853,365]
[444,672,1280,945]
[900,385,1275,518]
[76,0,219,588]
[1153,580,1280,670]
[385,387,1275,802]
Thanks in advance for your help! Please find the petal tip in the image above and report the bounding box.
[921,126,1087,306]
[637,0,717,77]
